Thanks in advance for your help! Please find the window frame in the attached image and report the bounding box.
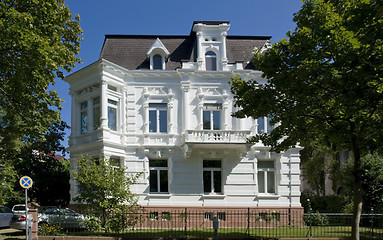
[257,160,276,194]
[203,104,222,130]
[205,51,217,71]
[107,99,118,131]
[80,101,88,134]
[203,160,222,194]
[152,54,163,70]
[149,103,168,133]
[149,159,169,193]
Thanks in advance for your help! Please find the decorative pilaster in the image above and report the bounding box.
[100,80,108,129]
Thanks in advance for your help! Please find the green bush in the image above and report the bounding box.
[304,211,329,226]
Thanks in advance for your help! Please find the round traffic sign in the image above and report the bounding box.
[20,176,33,189]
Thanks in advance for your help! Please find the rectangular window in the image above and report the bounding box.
[258,161,275,194]
[149,160,168,193]
[203,104,222,130]
[203,160,222,194]
[257,116,274,134]
[149,103,167,133]
[80,101,88,134]
[108,99,117,131]
[108,85,117,92]
[93,97,100,130]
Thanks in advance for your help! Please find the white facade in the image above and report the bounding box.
[66,22,302,209]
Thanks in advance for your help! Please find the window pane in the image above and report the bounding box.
[81,102,88,110]
[213,171,221,193]
[267,117,274,133]
[203,111,211,130]
[258,161,274,169]
[203,160,221,168]
[149,103,167,108]
[108,99,117,105]
[108,85,117,91]
[150,170,158,192]
[81,112,88,134]
[213,111,221,130]
[153,55,162,70]
[149,160,167,167]
[149,110,157,132]
[257,117,265,134]
[205,51,217,71]
[160,170,168,192]
[203,171,211,193]
[93,107,100,130]
[258,171,265,193]
[108,107,117,131]
[159,110,167,133]
[267,171,275,193]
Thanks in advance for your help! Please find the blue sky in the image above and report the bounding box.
[55,0,303,148]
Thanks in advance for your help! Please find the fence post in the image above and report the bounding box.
[184,207,187,239]
[247,207,250,239]
[370,207,374,239]
[307,199,313,239]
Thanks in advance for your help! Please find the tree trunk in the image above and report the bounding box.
[351,134,363,240]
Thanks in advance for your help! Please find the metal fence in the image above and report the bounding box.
[40,208,383,239]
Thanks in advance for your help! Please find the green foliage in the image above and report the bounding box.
[0,0,81,206]
[0,160,22,206]
[230,1,383,238]
[304,211,330,226]
[0,0,82,153]
[301,192,352,213]
[9,121,71,206]
[300,141,338,195]
[339,153,383,212]
[39,223,64,236]
[72,156,141,232]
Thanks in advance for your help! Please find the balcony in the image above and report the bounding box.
[183,130,251,144]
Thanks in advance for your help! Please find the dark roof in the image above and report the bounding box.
[99,32,270,70]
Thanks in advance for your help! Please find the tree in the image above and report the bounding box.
[340,153,383,213]
[0,0,82,153]
[0,0,81,207]
[229,1,383,239]
[5,121,70,206]
[72,156,141,232]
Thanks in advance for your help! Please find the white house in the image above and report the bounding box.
[65,21,302,212]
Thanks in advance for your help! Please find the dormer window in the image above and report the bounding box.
[153,54,163,70]
[205,51,217,71]
[147,38,170,70]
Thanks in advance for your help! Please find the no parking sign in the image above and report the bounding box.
[20,176,33,189]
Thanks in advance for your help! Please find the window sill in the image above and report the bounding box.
[202,194,226,199]
[148,193,171,198]
[257,194,280,199]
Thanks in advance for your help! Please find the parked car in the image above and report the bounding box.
[38,208,87,230]
[10,213,33,231]
[12,204,26,214]
[0,206,13,228]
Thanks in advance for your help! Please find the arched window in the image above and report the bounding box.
[205,51,217,71]
[153,54,163,70]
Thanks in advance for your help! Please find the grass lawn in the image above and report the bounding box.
[54,226,383,239]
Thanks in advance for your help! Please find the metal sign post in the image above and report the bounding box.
[20,176,33,240]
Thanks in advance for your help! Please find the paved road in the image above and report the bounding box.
[0,228,24,240]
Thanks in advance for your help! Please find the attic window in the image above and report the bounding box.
[153,54,163,70]
[205,51,217,71]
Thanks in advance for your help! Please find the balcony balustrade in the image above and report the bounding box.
[183,130,251,144]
